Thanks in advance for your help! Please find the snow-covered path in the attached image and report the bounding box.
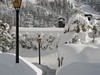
[8,48,58,75]
[25,51,58,69]
[33,63,56,75]
[8,47,58,69]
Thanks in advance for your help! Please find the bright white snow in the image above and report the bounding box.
[3,1,100,75]
[58,44,100,65]
[0,53,42,75]
[57,44,100,75]
[56,62,100,75]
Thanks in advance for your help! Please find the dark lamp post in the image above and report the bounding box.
[13,0,22,63]
[37,35,42,65]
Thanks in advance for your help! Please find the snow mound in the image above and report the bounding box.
[0,53,42,75]
[56,62,100,75]
[58,44,100,66]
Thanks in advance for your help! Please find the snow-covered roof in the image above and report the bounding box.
[80,4,99,16]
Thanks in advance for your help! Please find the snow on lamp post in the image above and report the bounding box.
[13,0,22,63]
[37,35,42,65]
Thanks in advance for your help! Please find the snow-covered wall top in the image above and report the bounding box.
[11,27,64,36]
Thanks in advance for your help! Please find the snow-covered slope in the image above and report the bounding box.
[0,53,42,75]
[57,44,100,75]
[56,62,100,75]
[58,44,100,66]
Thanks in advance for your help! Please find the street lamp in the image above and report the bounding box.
[13,0,22,63]
[58,17,65,28]
[37,35,42,65]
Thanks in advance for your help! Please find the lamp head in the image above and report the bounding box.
[13,0,22,9]
[37,35,42,43]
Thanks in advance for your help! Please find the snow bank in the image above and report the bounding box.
[56,62,100,75]
[57,44,100,75]
[58,44,100,66]
[0,53,42,75]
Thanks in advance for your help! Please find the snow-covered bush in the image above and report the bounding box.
[19,33,59,51]
[0,20,12,52]
[62,10,93,44]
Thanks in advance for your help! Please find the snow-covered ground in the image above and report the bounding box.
[56,62,100,75]
[0,53,42,75]
[10,24,100,75]
[8,46,58,70]
[57,44,100,75]
[56,2,100,75]
[11,27,63,35]
[9,27,64,70]
[58,44,100,66]
[1,1,100,75]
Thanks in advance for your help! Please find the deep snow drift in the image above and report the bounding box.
[56,62,100,75]
[57,44,100,75]
[0,53,42,75]
[58,44,100,66]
